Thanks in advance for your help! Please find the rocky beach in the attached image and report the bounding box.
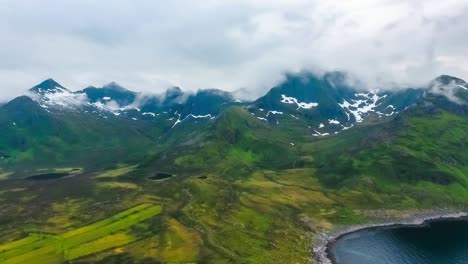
[312,210,468,264]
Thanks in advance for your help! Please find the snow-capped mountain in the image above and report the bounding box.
[13,72,468,136]
[136,88,237,127]
[250,72,424,135]
[26,79,238,128]
[82,82,137,109]
[29,78,70,94]
[28,79,90,110]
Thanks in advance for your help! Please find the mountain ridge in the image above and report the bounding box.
[15,73,468,132]
[1,72,466,170]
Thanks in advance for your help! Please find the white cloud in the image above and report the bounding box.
[0,0,467,101]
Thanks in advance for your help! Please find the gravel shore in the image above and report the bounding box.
[312,210,468,264]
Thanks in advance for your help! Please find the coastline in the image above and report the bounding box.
[311,210,468,264]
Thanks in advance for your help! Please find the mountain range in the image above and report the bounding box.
[0,72,467,172]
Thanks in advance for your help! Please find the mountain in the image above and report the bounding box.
[0,83,165,171]
[162,86,184,106]
[29,78,70,94]
[22,73,432,136]
[140,74,468,178]
[433,74,468,87]
[312,100,467,188]
[28,79,89,111]
[0,96,56,161]
[428,74,468,107]
[81,82,137,108]
[0,79,242,169]
[25,79,236,128]
[139,88,235,117]
[251,72,424,135]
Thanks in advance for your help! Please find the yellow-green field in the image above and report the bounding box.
[0,171,13,180]
[36,168,83,173]
[94,165,138,179]
[0,204,162,264]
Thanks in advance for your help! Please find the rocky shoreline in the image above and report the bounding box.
[312,210,468,264]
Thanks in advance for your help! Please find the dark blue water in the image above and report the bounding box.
[330,219,468,264]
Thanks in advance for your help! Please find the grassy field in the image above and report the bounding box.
[0,204,162,264]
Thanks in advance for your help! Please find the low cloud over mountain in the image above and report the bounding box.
[1,0,468,101]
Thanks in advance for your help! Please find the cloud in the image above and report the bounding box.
[27,89,89,108]
[428,78,468,104]
[0,0,467,101]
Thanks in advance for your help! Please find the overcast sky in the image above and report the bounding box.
[1,0,468,100]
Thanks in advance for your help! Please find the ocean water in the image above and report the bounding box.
[330,219,468,264]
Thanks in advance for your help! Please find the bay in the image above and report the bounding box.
[330,219,468,264]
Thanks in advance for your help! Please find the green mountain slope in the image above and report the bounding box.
[307,95,468,207]
[0,97,162,173]
[139,106,299,178]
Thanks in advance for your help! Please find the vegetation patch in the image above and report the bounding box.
[95,165,138,179]
[0,204,162,264]
[25,168,83,180]
[148,173,172,180]
[26,173,70,180]
[0,171,13,180]
[97,182,141,190]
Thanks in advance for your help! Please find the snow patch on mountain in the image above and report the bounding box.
[30,89,89,109]
[32,86,148,119]
[458,85,468,91]
[34,85,68,94]
[339,92,383,123]
[171,114,182,128]
[142,112,156,117]
[188,114,215,119]
[312,130,330,137]
[341,124,353,130]
[280,95,318,109]
[171,113,216,128]
[266,110,283,117]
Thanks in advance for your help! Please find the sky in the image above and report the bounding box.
[1,0,468,101]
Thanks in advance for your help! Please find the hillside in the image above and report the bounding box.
[0,96,162,173]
